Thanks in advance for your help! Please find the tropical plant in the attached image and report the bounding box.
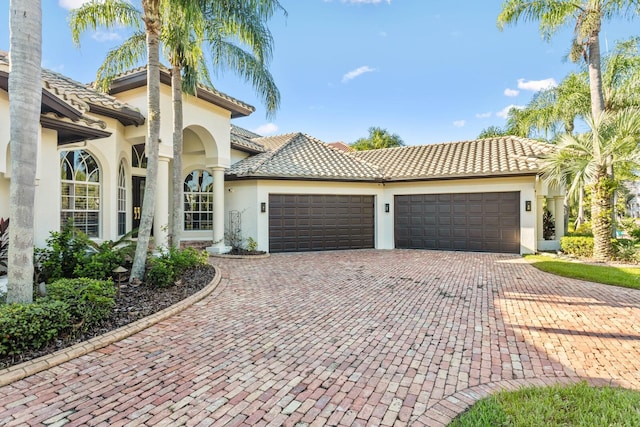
[542,108,640,261]
[35,220,92,284]
[70,0,284,259]
[351,127,405,151]
[543,209,556,240]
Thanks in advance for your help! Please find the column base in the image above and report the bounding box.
[206,245,232,255]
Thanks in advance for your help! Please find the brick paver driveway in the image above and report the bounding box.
[1,250,639,426]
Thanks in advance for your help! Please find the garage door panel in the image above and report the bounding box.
[269,194,375,253]
[395,191,520,254]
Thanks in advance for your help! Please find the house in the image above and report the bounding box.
[0,53,565,256]
[625,181,640,219]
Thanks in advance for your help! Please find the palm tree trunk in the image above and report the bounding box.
[591,171,614,262]
[7,0,42,303]
[575,185,586,229]
[170,65,183,249]
[131,0,161,282]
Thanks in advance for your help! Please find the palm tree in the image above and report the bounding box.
[498,0,640,258]
[6,0,42,304]
[351,127,405,151]
[542,108,640,260]
[71,0,283,261]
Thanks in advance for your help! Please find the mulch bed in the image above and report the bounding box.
[0,264,215,370]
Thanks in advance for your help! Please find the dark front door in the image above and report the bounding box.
[394,191,521,254]
[268,194,375,253]
[132,176,145,237]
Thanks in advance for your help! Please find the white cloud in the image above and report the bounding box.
[504,88,520,97]
[497,104,524,119]
[475,112,492,119]
[59,0,94,10]
[91,30,122,43]
[517,78,557,91]
[453,120,466,128]
[254,123,279,135]
[342,66,376,83]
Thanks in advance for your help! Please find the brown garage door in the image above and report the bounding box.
[394,192,520,254]
[269,194,375,253]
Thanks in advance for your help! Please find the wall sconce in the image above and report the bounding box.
[384,203,390,213]
[525,200,532,212]
[261,202,266,213]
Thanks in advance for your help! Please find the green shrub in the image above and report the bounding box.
[614,239,640,263]
[561,236,594,258]
[247,237,258,252]
[570,220,593,237]
[74,240,130,280]
[36,220,91,283]
[45,278,115,331]
[146,247,208,288]
[630,227,640,243]
[0,300,70,357]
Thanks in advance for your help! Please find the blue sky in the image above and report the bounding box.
[1,1,638,145]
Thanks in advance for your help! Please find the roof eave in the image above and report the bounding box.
[40,115,112,145]
[108,68,254,118]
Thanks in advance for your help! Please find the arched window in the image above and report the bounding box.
[117,161,127,236]
[60,150,101,237]
[184,169,213,230]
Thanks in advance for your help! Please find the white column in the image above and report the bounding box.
[536,195,545,242]
[207,166,230,254]
[154,156,170,248]
[554,196,565,239]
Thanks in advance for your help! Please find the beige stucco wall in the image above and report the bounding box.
[115,85,232,168]
[230,148,251,165]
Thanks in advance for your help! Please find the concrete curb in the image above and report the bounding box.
[209,253,271,259]
[0,266,222,388]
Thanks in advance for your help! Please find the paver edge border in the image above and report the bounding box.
[415,376,622,426]
[0,265,222,388]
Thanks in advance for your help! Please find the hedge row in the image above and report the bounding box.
[0,278,115,357]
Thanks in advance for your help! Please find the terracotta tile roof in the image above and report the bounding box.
[0,51,116,134]
[230,125,266,153]
[227,133,384,181]
[43,69,144,124]
[353,136,552,180]
[328,141,353,152]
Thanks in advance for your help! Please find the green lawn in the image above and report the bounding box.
[525,254,640,290]
[449,382,640,427]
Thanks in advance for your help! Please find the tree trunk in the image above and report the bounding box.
[130,0,161,282]
[170,65,183,249]
[7,0,42,303]
[575,184,586,229]
[591,171,614,262]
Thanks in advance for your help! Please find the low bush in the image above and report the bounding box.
[74,240,131,281]
[614,239,640,263]
[561,236,594,258]
[36,220,91,283]
[147,247,208,288]
[570,221,593,237]
[0,300,70,357]
[45,278,115,331]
